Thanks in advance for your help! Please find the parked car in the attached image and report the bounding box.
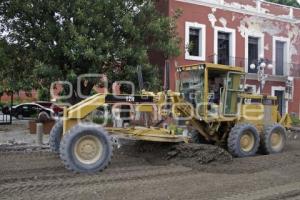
[6,103,55,120]
[35,101,63,115]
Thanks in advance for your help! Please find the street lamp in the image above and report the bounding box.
[249,58,273,94]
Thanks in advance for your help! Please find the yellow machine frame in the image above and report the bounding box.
[62,63,291,144]
[55,62,294,173]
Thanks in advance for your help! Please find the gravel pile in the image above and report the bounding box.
[166,143,233,167]
[125,141,233,168]
[0,140,49,152]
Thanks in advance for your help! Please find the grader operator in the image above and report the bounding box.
[50,63,291,173]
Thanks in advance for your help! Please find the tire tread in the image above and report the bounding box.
[49,120,63,153]
[260,123,286,154]
[59,123,113,173]
[227,123,260,157]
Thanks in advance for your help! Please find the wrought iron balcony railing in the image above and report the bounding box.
[207,55,300,78]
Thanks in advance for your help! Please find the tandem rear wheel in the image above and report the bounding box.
[260,123,287,154]
[227,124,260,157]
[227,123,287,157]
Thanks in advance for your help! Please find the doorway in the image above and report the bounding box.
[274,90,285,116]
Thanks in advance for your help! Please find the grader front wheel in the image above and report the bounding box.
[227,124,260,157]
[59,124,113,173]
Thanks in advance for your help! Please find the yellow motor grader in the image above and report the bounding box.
[50,63,291,173]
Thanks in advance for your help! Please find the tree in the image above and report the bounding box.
[0,0,180,104]
[0,39,34,95]
[266,0,300,8]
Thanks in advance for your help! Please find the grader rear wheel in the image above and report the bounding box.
[60,124,113,173]
[227,124,260,157]
[260,124,286,154]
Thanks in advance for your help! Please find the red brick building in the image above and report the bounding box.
[155,0,300,117]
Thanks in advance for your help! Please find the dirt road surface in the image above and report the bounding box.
[0,122,300,200]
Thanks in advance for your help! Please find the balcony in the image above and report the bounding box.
[207,55,300,78]
[207,55,246,68]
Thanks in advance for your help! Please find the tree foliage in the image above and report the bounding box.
[0,0,180,103]
[0,39,34,93]
[266,0,300,8]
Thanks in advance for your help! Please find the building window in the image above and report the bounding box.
[185,22,206,61]
[248,37,259,73]
[189,28,200,56]
[275,41,285,76]
[213,27,236,66]
[245,84,257,94]
[218,32,230,65]
[273,37,290,76]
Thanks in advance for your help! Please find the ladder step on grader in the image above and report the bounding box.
[49,63,291,173]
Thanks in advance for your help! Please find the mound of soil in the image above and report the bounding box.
[166,143,233,167]
[118,141,233,168]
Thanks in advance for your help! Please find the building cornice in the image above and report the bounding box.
[260,0,300,11]
[176,0,300,24]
